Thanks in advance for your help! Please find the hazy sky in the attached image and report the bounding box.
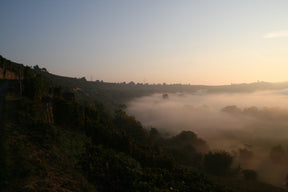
[1,1,288,85]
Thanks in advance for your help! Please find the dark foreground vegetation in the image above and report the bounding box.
[0,55,286,191]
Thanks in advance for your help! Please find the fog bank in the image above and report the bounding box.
[126,90,288,187]
[127,90,288,145]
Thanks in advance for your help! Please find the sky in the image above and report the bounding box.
[0,0,288,85]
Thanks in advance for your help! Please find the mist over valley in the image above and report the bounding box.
[2,55,288,191]
[127,90,288,186]
[2,1,288,191]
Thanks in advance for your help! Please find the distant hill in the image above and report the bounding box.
[2,55,288,111]
[40,70,288,107]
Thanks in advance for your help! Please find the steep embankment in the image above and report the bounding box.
[0,84,95,191]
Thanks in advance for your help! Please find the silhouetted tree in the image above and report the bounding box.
[204,151,233,176]
[242,169,258,181]
[149,128,160,138]
[270,145,285,163]
[239,148,253,162]
[222,105,242,115]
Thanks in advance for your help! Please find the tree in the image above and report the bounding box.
[242,169,258,181]
[221,105,241,115]
[149,128,160,138]
[114,110,148,144]
[238,148,253,164]
[204,151,233,176]
[162,93,168,99]
[169,131,209,153]
[270,145,285,163]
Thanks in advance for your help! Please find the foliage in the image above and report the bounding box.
[270,145,285,163]
[53,97,85,129]
[1,97,94,191]
[204,151,233,176]
[163,131,209,166]
[113,109,148,144]
[242,169,258,181]
[239,148,253,161]
[22,67,48,100]
[78,144,142,192]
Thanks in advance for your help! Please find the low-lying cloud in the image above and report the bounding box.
[126,90,288,186]
[127,90,288,144]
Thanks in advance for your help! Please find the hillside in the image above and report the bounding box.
[2,55,288,110]
[0,55,287,192]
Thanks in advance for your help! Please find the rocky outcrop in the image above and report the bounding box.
[0,68,19,80]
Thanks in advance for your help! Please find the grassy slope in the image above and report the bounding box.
[1,95,97,192]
